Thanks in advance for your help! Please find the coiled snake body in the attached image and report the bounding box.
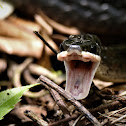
[9,0,126,99]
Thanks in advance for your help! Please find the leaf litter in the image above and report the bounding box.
[0,1,125,126]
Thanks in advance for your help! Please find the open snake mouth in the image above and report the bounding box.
[57,50,101,100]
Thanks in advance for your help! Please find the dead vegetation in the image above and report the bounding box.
[0,1,126,126]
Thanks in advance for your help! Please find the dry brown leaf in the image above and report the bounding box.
[0,36,43,58]
[8,16,41,32]
[0,20,35,39]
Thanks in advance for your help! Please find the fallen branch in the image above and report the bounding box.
[90,101,121,115]
[24,69,71,124]
[24,110,48,126]
[111,114,126,124]
[38,75,102,126]
[47,87,70,116]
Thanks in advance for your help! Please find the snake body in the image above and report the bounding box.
[9,0,126,82]
[9,0,126,37]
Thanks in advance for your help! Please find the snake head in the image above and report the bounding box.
[57,34,101,100]
[60,34,101,55]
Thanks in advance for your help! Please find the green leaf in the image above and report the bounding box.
[0,83,40,120]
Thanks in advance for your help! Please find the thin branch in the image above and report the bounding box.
[90,101,121,115]
[48,88,70,117]
[72,114,83,126]
[38,75,102,126]
[24,110,48,126]
[34,31,58,55]
[111,114,126,124]
[37,79,71,122]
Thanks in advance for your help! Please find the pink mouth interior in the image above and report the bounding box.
[65,59,99,100]
[57,51,100,100]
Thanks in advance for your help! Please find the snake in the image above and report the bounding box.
[9,0,126,100]
[57,34,101,99]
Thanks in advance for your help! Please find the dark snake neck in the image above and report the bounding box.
[59,34,126,82]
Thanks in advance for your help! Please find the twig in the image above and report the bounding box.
[48,88,70,117]
[34,31,58,55]
[38,75,102,126]
[46,87,72,126]
[41,30,58,55]
[25,62,68,119]
[37,78,71,123]
[96,106,126,125]
[90,101,121,115]
[72,114,83,126]
[24,110,48,126]
[107,107,126,117]
[111,114,126,124]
